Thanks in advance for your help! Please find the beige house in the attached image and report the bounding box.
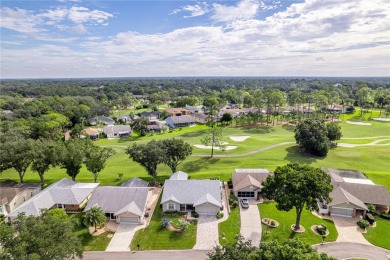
[0,181,41,217]
[232,169,273,199]
[165,108,190,117]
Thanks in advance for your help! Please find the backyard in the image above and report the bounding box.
[130,197,197,250]
[259,202,338,245]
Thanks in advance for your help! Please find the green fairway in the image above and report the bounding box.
[130,196,197,250]
[363,216,390,249]
[259,202,338,245]
[219,206,240,246]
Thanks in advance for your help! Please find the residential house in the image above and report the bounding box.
[84,187,150,224]
[7,179,98,221]
[165,108,190,117]
[83,128,99,141]
[88,116,115,126]
[165,115,195,128]
[103,125,131,138]
[121,177,149,188]
[319,168,390,217]
[191,113,208,124]
[161,171,222,215]
[327,104,346,114]
[232,169,273,199]
[116,115,131,123]
[283,106,313,115]
[0,181,41,218]
[185,106,204,114]
[139,111,162,121]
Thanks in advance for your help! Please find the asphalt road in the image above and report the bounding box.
[314,242,390,260]
[84,250,210,260]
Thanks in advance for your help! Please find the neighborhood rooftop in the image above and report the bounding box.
[121,177,149,188]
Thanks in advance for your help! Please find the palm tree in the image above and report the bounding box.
[84,205,106,232]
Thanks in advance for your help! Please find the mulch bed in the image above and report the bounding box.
[310,225,329,237]
[290,224,305,233]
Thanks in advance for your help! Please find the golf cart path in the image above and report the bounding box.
[338,139,390,148]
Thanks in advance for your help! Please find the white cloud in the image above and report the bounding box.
[171,2,210,18]
[72,24,88,34]
[0,7,43,34]
[212,0,260,22]
[67,6,113,24]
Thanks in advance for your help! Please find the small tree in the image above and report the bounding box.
[295,119,330,156]
[131,117,150,136]
[326,122,342,145]
[84,205,107,232]
[201,127,226,158]
[262,163,333,230]
[220,113,233,125]
[85,145,116,183]
[160,139,192,173]
[126,140,164,185]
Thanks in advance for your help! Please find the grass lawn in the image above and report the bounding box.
[363,216,390,249]
[70,214,113,251]
[130,197,197,250]
[259,202,338,245]
[219,205,240,246]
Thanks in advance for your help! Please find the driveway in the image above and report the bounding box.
[331,216,371,245]
[314,242,390,260]
[240,199,261,247]
[84,250,210,260]
[106,224,138,252]
[193,215,220,249]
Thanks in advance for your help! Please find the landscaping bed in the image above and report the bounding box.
[261,218,279,228]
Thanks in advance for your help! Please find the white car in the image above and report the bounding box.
[240,198,249,208]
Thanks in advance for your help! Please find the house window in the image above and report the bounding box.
[168,203,175,210]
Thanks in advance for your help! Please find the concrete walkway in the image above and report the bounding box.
[106,224,138,251]
[314,242,390,260]
[240,199,262,247]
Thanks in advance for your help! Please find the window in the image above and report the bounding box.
[168,203,175,210]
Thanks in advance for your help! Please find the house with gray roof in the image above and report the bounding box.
[161,172,222,215]
[121,177,149,188]
[0,181,41,218]
[84,187,150,224]
[232,169,273,199]
[165,115,195,128]
[88,116,115,126]
[320,168,390,217]
[7,179,98,221]
[103,125,131,138]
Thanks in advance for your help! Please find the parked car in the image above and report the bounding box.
[240,198,249,208]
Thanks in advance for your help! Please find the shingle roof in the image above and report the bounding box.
[96,116,115,124]
[8,179,98,218]
[114,201,143,217]
[168,115,195,124]
[161,179,221,207]
[332,182,390,206]
[84,187,149,217]
[121,177,149,188]
[169,171,188,180]
[0,180,18,187]
[193,193,221,207]
[84,128,99,135]
[234,175,262,191]
[103,125,131,135]
[232,169,273,191]
[0,188,24,204]
[329,186,368,210]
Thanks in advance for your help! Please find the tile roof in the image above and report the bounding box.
[121,177,149,188]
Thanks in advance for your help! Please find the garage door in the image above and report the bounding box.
[120,217,138,224]
[237,191,254,198]
[196,205,219,215]
[331,207,353,217]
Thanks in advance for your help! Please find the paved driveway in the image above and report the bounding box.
[193,215,220,250]
[314,242,390,260]
[106,224,138,252]
[240,199,261,247]
[331,216,371,245]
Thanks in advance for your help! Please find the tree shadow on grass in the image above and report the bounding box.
[288,231,297,239]
[284,146,323,164]
[181,158,220,173]
[282,125,296,132]
[241,126,275,135]
[181,130,207,138]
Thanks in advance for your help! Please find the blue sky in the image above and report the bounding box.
[1,0,389,78]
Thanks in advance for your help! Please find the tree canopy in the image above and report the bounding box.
[326,122,342,143]
[201,127,226,158]
[57,139,90,181]
[294,119,330,156]
[160,139,193,173]
[84,205,106,232]
[261,163,333,230]
[85,146,116,183]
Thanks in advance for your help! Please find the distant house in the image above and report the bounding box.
[166,115,195,128]
[7,179,98,221]
[191,113,208,124]
[283,106,313,114]
[83,128,99,141]
[139,111,161,121]
[88,116,115,126]
[133,94,147,100]
[165,108,190,117]
[116,115,131,123]
[161,171,222,215]
[103,125,131,138]
[327,104,346,114]
[319,168,390,217]
[185,106,204,114]
[121,177,149,188]
[0,181,41,218]
[232,169,273,199]
[84,187,150,224]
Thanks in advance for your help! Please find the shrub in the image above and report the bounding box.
[227,179,233,189]
[191,211,199,218]
[232,201,238,208]
[216,212,224,219]
[161,217,171,228]
[229,195,238,205]
[271,220,275,226]
[357,219,370,229]
[316,224,327,235]
[367,204,376,214]
[177,219,189,231]
[381,213,390,220]
[365,213,375,225]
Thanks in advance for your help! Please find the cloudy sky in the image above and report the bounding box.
[1,0,389,78]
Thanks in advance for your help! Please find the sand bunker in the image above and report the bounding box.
[229,136,250,142]
[372,118,390,122]
[346,121,371,126]
[194,144,238,150]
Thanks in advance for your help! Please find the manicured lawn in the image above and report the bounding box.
[363,216,390,249]
[219,206,240,246]
[259,202,338,245]
[70,214,113,251]
[130,197,197,250]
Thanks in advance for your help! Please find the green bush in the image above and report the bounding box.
[229,195,238,205]
[177,219,189,231]
[357,219,370,229]
[381,213,390,220]
[191,211,199,218]
[161,217,171,228]
[316,224,327,235]
[232,201,238,208]
[367,204,376,214]
[365,213,375,225]
[216,212,224,219]
[227,179,233,189]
